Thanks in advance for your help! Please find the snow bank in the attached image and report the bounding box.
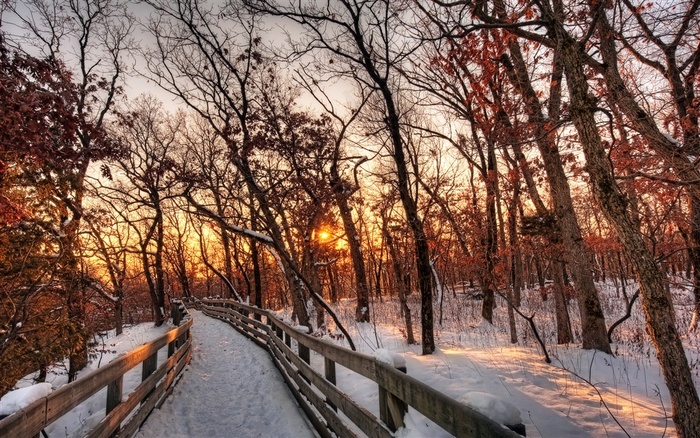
[374,348,406,369]
[0,382,52,416]
[294,325,311,334]
[395,412,433,438]
[460,392,521,426]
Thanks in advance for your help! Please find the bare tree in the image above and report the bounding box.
[248,0,436,354]
[179,117,242,298]
[294,73,374,322]
[107,96,183,326]
[139,0,317,327]
[141,0,357,345]
[406,4,609,350]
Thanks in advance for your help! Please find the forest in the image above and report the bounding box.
[1,0,699,436]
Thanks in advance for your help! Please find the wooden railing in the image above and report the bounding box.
[197,298,525,438]
[0,303,193,438]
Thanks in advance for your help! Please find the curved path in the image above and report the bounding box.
[135,310,315,438]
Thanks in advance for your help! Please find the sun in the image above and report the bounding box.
[318,230,331,241]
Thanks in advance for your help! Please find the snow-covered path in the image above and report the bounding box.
[135,311,316,438]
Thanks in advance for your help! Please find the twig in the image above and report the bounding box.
[497,291,551,363]
[653,385,668,438]
[607,290,640,343]
[528,411,543,437]
[557,361,631,437]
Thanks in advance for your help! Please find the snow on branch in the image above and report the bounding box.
[83,277,119,303]
[184,190,274,245]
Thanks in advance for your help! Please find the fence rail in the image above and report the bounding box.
[197,298,525,438]
[0,302,192,438]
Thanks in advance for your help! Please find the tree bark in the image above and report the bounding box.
[332,174,371,322]
[552,260,573,344]
[481,140,499,323]
[383,218,416,345]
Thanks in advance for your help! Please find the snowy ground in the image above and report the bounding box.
[4,278,699,438]
[294,283,698,438]
[329,319,673,438]
[135,310,315,438]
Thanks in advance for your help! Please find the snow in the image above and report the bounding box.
[6,278,699,438]
[294,325,311,333]
[374,348,406,369]
[292,285,696,438]
[231,226,274,244]
[430,260,444,305]
[460,391,522,426]
[663,133,680,146]
[0,383,52,416]
[395,412,436,438]
[135,311,314,438]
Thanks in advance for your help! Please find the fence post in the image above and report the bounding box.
[378,354,407,432]
[299,343,310,364]
[171,301,181,326]
[298,340,310,384]
[168,338,176,357]
[143,353,157,381]
[324,358,337,412]
[106,376,123,415]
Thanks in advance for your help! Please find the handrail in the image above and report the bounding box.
[0,307,193,438]
[197,298,525,438]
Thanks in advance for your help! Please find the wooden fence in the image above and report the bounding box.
[197,298,525,438]
[0,302,193,438]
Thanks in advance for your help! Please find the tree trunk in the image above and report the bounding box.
[327,263,339,304]
[481,141,499,323]
[535,254,546,290]
[252,240,262,312]
[689,196,700,332]
[332,177,371,322]
[507,288,518,344]
[62,170,90,382]
[154,207,166,326]
[67,289,88,382]
[553,260,573,344]
[115,297,123,336]
[235,154,312,329]
[383,219,415,345]
[506,160,523,307]
[214,192,235,298]
[380,88,434,354]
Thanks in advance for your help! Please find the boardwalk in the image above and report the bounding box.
[135,310,316,438]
